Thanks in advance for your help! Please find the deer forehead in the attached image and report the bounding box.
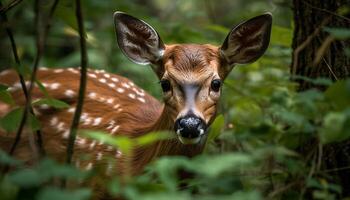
[162,44,221,84]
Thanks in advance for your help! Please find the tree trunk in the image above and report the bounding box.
[292,0,350,196]
[292,0,350,91]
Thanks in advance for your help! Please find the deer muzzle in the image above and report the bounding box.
[174,115,207,144]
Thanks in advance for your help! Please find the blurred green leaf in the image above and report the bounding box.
[8,169,44,188]
[28,113,41,132]
[320,109,350,144]
[324,27,350,40]
[192,153,253,177]
[36,187,91,200]
[0,107,23,133]
[0,90,15,106]
[325,79,350,110]
[207,115,224,142]
[33,98,69,109]
[136,131,173,146]
[0,149,22,166]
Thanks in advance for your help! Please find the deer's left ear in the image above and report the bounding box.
[220,13,272,65]
[114,11,165,65]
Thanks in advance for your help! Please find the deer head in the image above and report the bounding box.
[114,12,272,145]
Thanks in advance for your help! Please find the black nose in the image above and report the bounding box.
[175,116,207,138]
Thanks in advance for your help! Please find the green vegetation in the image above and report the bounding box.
[1,0,350,199]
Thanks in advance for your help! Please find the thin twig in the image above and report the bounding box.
[322,57,338,81]
[0,1,39,157]
[0,0,23,14]
[65,0,88,166]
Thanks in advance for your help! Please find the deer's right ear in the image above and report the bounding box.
[220,13,272,66]
[114,12,165,65]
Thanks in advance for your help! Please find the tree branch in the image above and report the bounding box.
[65,0,88,166]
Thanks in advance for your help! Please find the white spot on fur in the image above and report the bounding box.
[116,88,124,93]
[83,117,92,125]
[68,68,79,74]
[137,97,146,103]
[99,78,107,83]
[76,138,86,145]
[113,104,120,109]
[89,140,96,150]
[103,73,110,78]
[85,162,93,170]
[63,130,70,138]
[108,83,116,88]
[106,98,114,104]
[50,117,58,126]
[122,82,130,89]
[88,92,97,99]
[128,93,136,99]
[0,69,11,76]
[97,152,103,160]
[57,122,65,132]
[67,107,76,113]
[88,73,97,78]
[111,77,119,82]
[39,104,49,109]
[111,125,120,135]
[64,89,75,98]
[50,83,60,90]
[107,120,115,130]
[115,150,122,158]
[54,69,64,73]
[93,117,102,126]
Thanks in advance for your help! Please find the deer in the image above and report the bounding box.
[0,11,272,194]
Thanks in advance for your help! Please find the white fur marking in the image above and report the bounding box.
[111,125,120,135]
[64,90,75,97]
[116,88,124,93]
[99,78,107,83]
[128,93,136,99]
[97,152,103,160]
[93,117,102,126]
[111,77,119,82]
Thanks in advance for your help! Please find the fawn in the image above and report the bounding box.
[0,12,272,179]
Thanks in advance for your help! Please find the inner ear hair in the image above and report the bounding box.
[114,11,165,65]
[220,13,272,65]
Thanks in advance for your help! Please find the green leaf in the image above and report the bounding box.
[0,90,15,106]
[320,109,350,144]
[36,187,91,200]
[33,98,69,109]
[8,169,44,188]
[35,80,49,98]
[325,79,350,110]
[135,131,173,147]
[55,0,78,31]
[207,115,224,142]
[324,27,350,40]
[0,149,22,166]
[28,113,41,132]
[0,84,9,90]
[0,107,24,133]
[191,153,253,177]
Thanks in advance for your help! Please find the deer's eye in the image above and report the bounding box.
[211,79,221,92]
[160,79,171,92]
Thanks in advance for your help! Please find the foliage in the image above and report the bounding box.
[0,0,350,199]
